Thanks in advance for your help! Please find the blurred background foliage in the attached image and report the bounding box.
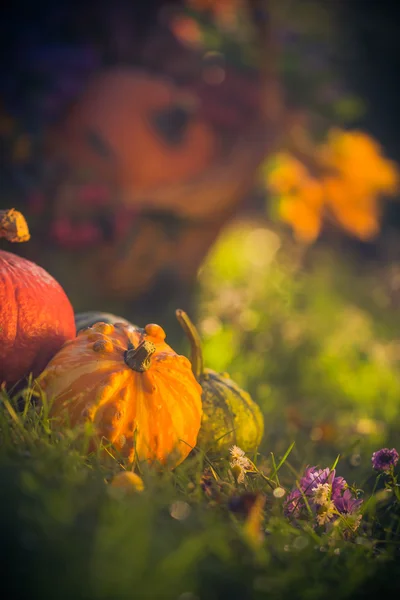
[1,0,400,321]
[196,218,400,474]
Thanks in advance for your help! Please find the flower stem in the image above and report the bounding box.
[175,309,204,381]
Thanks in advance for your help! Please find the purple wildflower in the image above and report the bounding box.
[283,489,303,517]
[331,476,347,499]
[334,489,363,515]
[284,465,363,525]
[371,448,399,472]
[299,467,330,492]
[299,467,346,498]
[284,466,332,517]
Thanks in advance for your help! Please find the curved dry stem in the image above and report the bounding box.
[175,309,204,381]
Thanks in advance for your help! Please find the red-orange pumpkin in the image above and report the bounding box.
[0,209,76,386]
[36,321,203,468]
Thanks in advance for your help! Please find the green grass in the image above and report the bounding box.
[2,218,400,599]
[1,387,399,600]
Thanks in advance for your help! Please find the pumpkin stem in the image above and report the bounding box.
[175,309,204,380]
[125,340,156,372]
[0,209,30,243]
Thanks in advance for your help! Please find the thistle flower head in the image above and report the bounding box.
[371,448,399,472]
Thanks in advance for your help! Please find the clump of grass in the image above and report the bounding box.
[0,385,399,600]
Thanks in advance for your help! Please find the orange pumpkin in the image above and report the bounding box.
[0,209,76,386]
[36,321,203,468]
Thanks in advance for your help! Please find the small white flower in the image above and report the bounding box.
[230,456,251,469]
[346,513,363,532]
[230,445,246,460]
[230,459,246,484]
[236,468,246,484]
[313,483,331,505]
[230,445,252,472]
[316,500,336,526]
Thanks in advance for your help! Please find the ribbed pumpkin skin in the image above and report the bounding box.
[37,322,203,468]
[175,309,264,455]
[75,311,136,333]
[0,249,76,385]
[197,369,264,453]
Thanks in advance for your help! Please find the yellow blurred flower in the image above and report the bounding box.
[267,152,310,196]
[322,177,380,240]
[268,152,324,242]
[323,129,398,195]
[109,471,144,494]
[243,493,266,549]
[266,129,399,243]
[279,196,322,243]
